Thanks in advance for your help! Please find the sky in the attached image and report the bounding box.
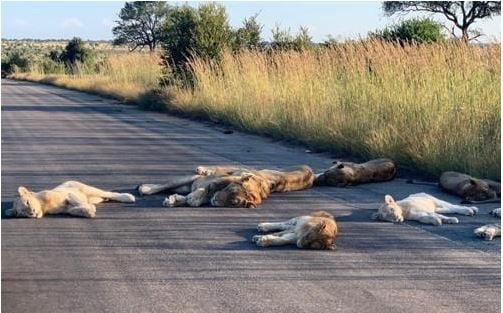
[1,1,501,42]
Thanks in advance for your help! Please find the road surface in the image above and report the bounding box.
[1,79,500,313]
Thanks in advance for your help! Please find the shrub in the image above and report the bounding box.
[60,37,93,66]
[1,52,30,77]
[160,3,232,82]
[369,18,445,44]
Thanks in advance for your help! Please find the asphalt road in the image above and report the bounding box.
[1,79,500,313]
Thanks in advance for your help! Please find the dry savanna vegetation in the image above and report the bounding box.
[10,40,501,179]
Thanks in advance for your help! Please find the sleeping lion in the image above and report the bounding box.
[6,181,135,218]
[138,165,315,208]
[474,208,501,241]
[252,211,338,250]
[371,193,478,225]
[440,171,500,204]
[315,158,396,187]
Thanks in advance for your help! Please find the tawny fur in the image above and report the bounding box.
[372,193,478,226]
[252,211,338,250]
[474,208,501,241]
[439,171,500,203]
[137,165,315,208]
[6,181,135,218]
[315,158,396,187]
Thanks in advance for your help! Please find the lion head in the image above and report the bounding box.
[371,195,404,223]
[297,216,337,250]
[210,174,268,208]
[6,186,43,218]
[463,179,498,202]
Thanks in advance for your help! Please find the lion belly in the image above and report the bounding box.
[38,189,86,214]
[398,196,439,216]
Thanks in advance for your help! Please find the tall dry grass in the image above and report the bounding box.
[171,41,500,178]
[11,41,501,178]
[12,53,161,102]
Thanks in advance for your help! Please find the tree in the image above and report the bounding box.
[383,1,501,43]
[271,25,313,51]
[232,14,264,51]
[160,3,232,79]
[369,18,445,43]
[60,37,92,65]
[113,1,169,52]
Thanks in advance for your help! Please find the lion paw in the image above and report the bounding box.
[257,223,269,233]
[255,235,274,247]
[163,196,175,207]
[85,205,96,218]
[252,235,262,242]
[490,208,501,218]
[120,193,136,203]
[444,217,459,224]
[138,184,155,196]
[195,166,215,176]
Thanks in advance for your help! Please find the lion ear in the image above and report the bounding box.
[336,163,344,169]
[241,174,254,182]
[384,195,395,205]
[18,186,30,197]
[469,178,478,186]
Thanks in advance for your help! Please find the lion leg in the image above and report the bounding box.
[436,206,478,216]
[66,193,96,218]
[432,213,459,224]
[138,175,201,196]
[411,212,443,225]
[426,195,478,215]
[195,165,249,176]
[67,205,96,218]
[491,208,501,217]
[474,224,501,240]
[257,218,298,233]
[254,232,297,247]
[58,181,135,203]
[252,229,292,242]
[186,188,209,207]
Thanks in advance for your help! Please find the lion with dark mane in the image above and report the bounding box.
[440,171,500,204]
[138,165,315,208]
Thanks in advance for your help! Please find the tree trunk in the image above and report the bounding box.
[461,27,469,44]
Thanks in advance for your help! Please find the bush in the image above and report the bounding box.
[60,37,93,66]
[369,18,445,44]
[271,26,313,51]
[160,3,232,82]
[1,52,30,77]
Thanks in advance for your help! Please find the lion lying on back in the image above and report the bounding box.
[138,165,315,208]
[6,181,135,218]
[252,211,338,250]
[440,171,500,203]
[372,193,478,225]
[315,158,396,187]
